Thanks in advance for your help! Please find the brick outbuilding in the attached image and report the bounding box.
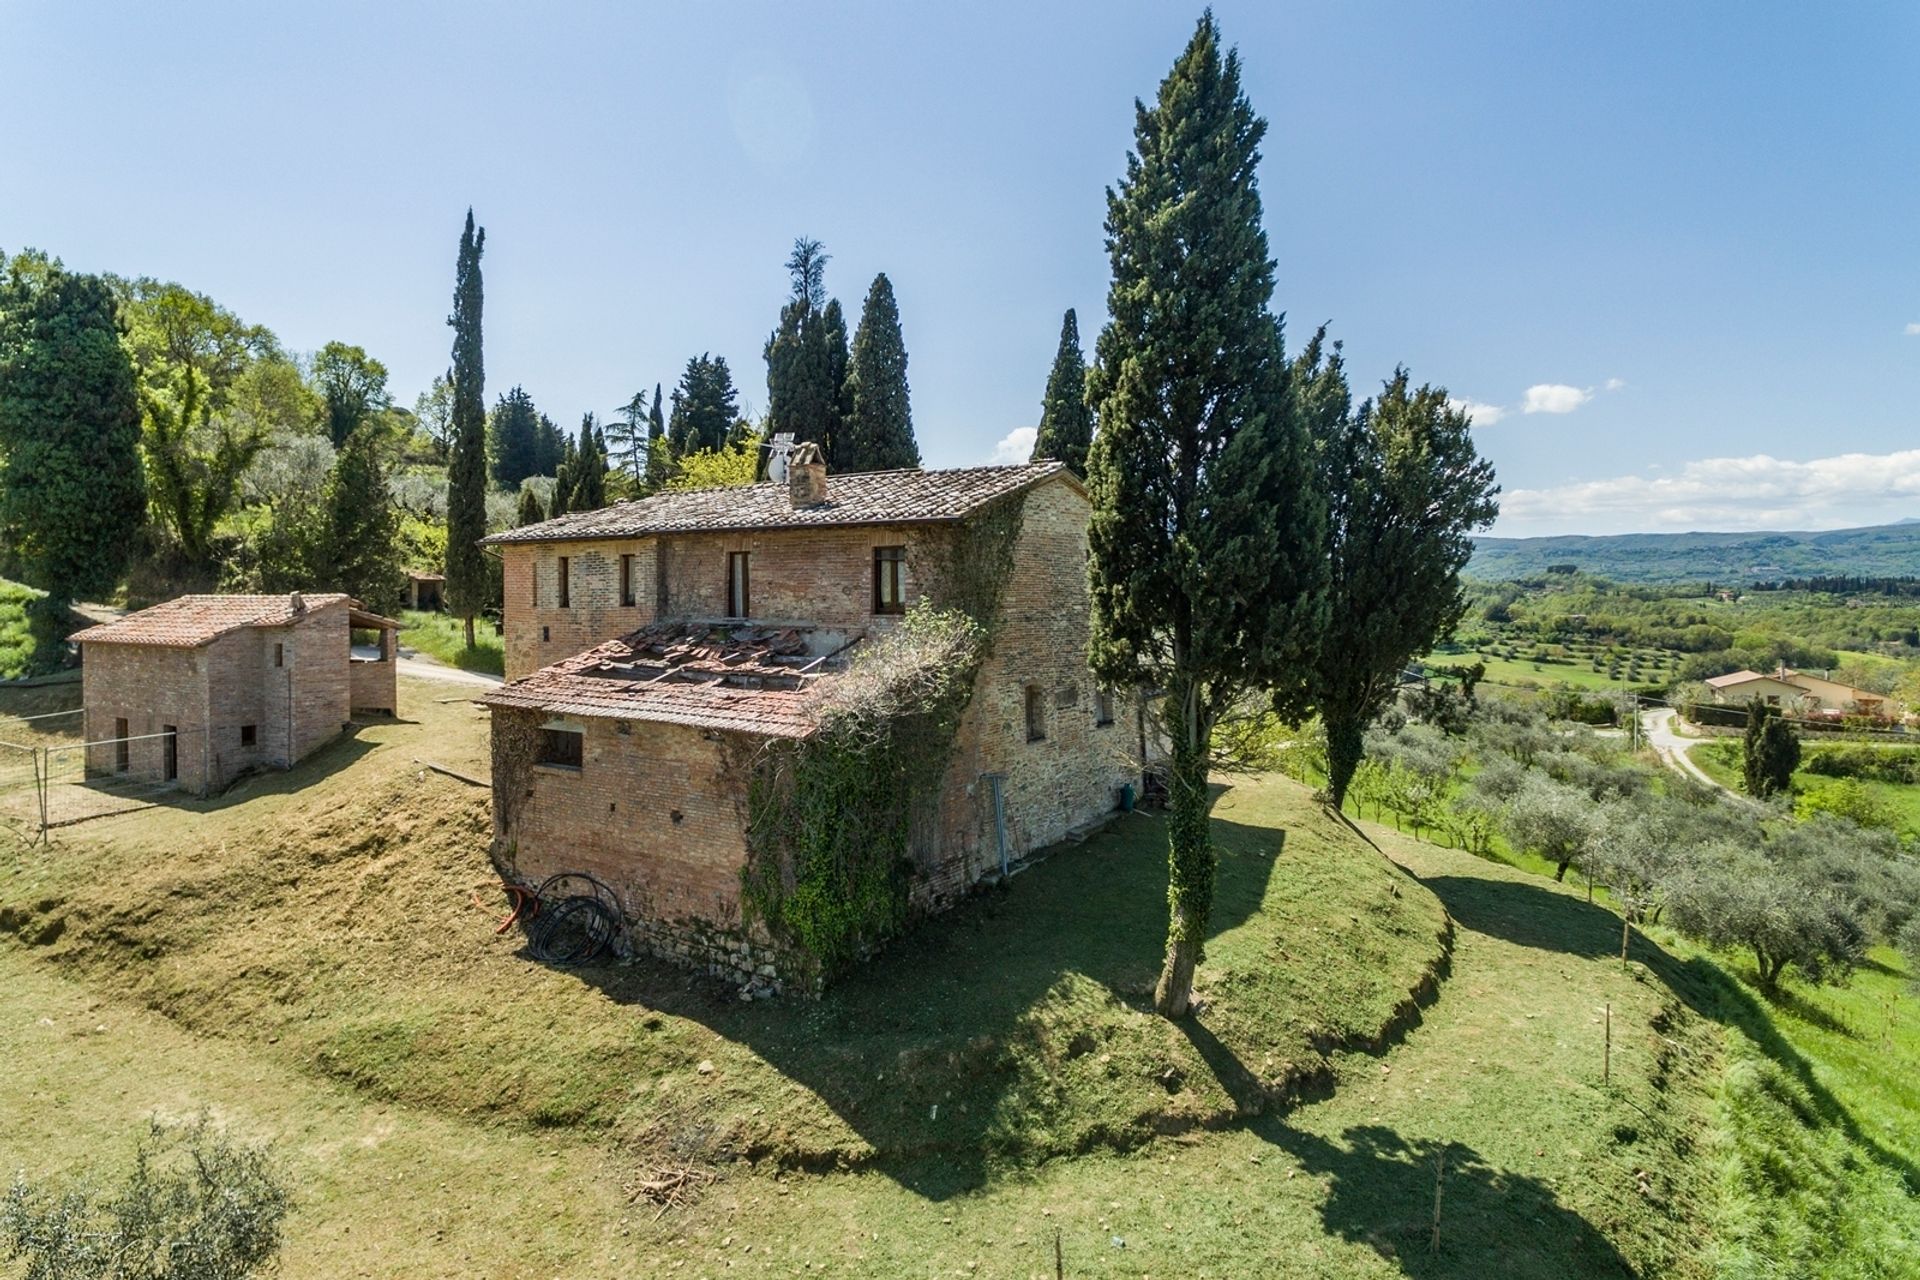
[481,460,1147,990]
[71,592,401,795]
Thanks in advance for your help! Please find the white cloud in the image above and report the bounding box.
[1603,377,1626,392]
[1448,397,1507,425]
[989,426,1037,465]
[1905,322,1920,336]
[1497,448,1920,536]
[1522,383,1593,414]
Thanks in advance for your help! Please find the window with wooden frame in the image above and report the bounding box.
[619,553,636,607]
[726,551,751,618]
[873,545,906,615]
[557,555,571,608]
[1024,685,1046,743]
[538,726,584,769]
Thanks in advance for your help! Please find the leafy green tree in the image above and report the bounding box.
[1029,308,1093,474]
[1501,773,1600,882]
[0,251,147,626]
[1305,340,1500,807]
[1084,14,1327,1017]
[1742,700,1800,798]
[412,373,454,459]
[765,238,849,463]
[668,432,762,491]
[325,427,404,612]
[311,340,392,447]
[443,209,489,648]
[1668,841,1867,988]
[488,386,541,486]
[842,273,920,471]
[0,1117,288,1280]
[117,280,285,570]
[516,484,546,526]
[669,353,740,455]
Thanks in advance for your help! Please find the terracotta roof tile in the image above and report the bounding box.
[480,621,851,738]
[481,461,1074,546]
[71,594,355,648]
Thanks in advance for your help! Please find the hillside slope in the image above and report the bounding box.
[1471,520,1920,583]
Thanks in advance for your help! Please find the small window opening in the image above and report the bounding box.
[538,727,584,769]
[1094,687,1116,727]
[1025,685,1046,743]
[873,545,906,615]
[241,724,257,747]
[620,553,636,607]
[114,718,129,772]
[274,643,284,668]
[557,556,571,608]
[727,551,751,618]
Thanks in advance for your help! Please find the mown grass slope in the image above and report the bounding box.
[0,681,1446,1194]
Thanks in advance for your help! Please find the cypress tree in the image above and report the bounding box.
[649,381,666,443]
[645,381,672,491]
[0,251,147,649]
[842,273,920,471]
[551,434,577,518]
[569,412,607,511]
[668,354,740,456]
[325,426,405,613]
[489,385,541,486]
[1303,334,1500,808]
[443,209,488,649]
[764,238,847,463]
[1742,701,1800,798]
[533,412,565,477]
[1030,309,1094,474]
[516,484,546,526]
[1086,14,1327,1018]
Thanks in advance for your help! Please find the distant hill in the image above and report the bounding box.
[1470,521,1920,584]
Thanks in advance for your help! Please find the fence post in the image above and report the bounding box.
[34,745,48,843]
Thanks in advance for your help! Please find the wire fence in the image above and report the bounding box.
[0,724,210,840]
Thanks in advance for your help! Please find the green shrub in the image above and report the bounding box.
[1,1117,288,1279]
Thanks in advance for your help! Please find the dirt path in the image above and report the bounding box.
[1643,706,1727,792]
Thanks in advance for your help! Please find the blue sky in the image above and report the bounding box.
[3,1,1917,536]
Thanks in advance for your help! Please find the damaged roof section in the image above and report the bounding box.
[481,461,1072,545]
[481,621,857,738]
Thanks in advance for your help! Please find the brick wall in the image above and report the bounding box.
[495,714,781,982]
[916,477,1138,908]
[501,539,657,679]
[349,656,397,716]
[80,644,214,794]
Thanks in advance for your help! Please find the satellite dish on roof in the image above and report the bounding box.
[763,431,799,483]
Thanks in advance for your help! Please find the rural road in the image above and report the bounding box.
[351,644,504,689]
[1642,707,1726,792]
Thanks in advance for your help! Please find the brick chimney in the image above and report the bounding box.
[788,441,828,506]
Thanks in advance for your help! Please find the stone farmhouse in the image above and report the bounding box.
[1704,664,1889,718]
[479,458,1143,989]
[71,593,400,795]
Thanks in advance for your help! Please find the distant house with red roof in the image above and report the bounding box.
[479,458,1143,991]
[70,592,400,795]
[1704,664,1889,718]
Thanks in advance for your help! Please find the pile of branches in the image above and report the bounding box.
[624,1166,718,1218]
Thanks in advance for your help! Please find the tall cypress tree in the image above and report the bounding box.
[1303,334,1500,808]
[516,484,546,526]
[0,251,146,644]
[842,273,920,471]
[568,412,607,511]
[645,380,671,491]
[443,210,488,649]
[1030,308,1094,474]
[1086,15,1327,1018]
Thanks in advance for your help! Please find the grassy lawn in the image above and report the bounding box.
[2,682,1913,1274]
[1689,737,1920,837]
[397,608,504,676]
